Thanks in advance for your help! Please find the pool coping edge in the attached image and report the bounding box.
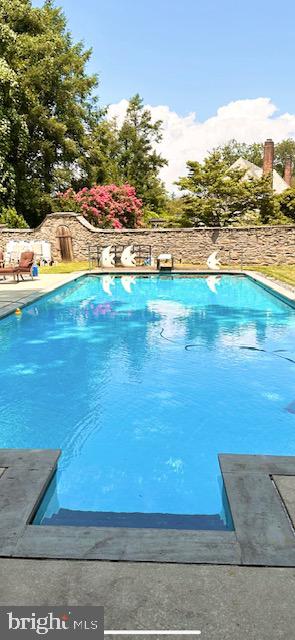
[1,451,295,566]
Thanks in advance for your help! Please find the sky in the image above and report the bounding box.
[33,0,295,190]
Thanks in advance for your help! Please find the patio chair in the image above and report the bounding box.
[41,241,52,264]
[5,240,20,264]
[0,251,34,282]
[157,253,174,271]
[32,241,52,265]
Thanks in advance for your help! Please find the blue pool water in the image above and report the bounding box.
[1,274,295,529]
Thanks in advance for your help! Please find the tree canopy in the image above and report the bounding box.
[1,1,295,230]
[114,94,168,215]
[176,152,283,227]
[277,188,295,223]
[213,140,263,168]
[213,138,295,184]
[0,1,168,227]
[0,0,104,226]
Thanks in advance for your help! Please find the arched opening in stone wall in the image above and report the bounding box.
[56,225,74,261]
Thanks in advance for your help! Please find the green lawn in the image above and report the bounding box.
[246,265,295,286]
[39,261,88,274]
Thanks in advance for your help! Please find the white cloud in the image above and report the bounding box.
[107,98,295,192]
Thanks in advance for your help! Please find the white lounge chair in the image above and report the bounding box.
[40,241,52,264]
[32,241,42,263]
[157,253,174,270]
[5,240,20,264]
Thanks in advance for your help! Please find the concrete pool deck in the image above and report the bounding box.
[0,271,86,319]
[1,470,294,639]
[0,560,295,639]
[1,268,295,636]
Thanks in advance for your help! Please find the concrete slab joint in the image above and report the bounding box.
[0,450,295,566]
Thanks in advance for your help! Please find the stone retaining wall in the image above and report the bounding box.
[0,212,294,264]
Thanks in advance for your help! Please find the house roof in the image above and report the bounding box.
[230,157,289,194]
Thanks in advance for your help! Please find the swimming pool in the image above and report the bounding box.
[0,274,295,530]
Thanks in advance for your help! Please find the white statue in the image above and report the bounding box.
[120,245,137,267]
[206,275,221,294]
[100,246,115,268]
[101,275,115,296]
[206,250,221,270]
[121,275,136,293]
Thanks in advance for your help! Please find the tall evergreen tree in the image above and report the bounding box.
[0,16,29,216]
[116,94,168,214]
[0,0,102,226]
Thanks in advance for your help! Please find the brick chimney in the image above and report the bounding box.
[284,156,292,187]
[263,139,274,185]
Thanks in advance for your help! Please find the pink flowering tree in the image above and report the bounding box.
[55,184,143,229]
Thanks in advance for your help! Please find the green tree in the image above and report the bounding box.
[176,152,278,227]
[277,188,295,222]
[0,20,29,214]
[0,207,28,228]
[75,119,122,190]
[274,139,295,181]
[146,195,188,227]
[0,0,102,226]
[214,138,295,182]
[56,96,169,217]
[115,94,168,214]
[213,139,263,168]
